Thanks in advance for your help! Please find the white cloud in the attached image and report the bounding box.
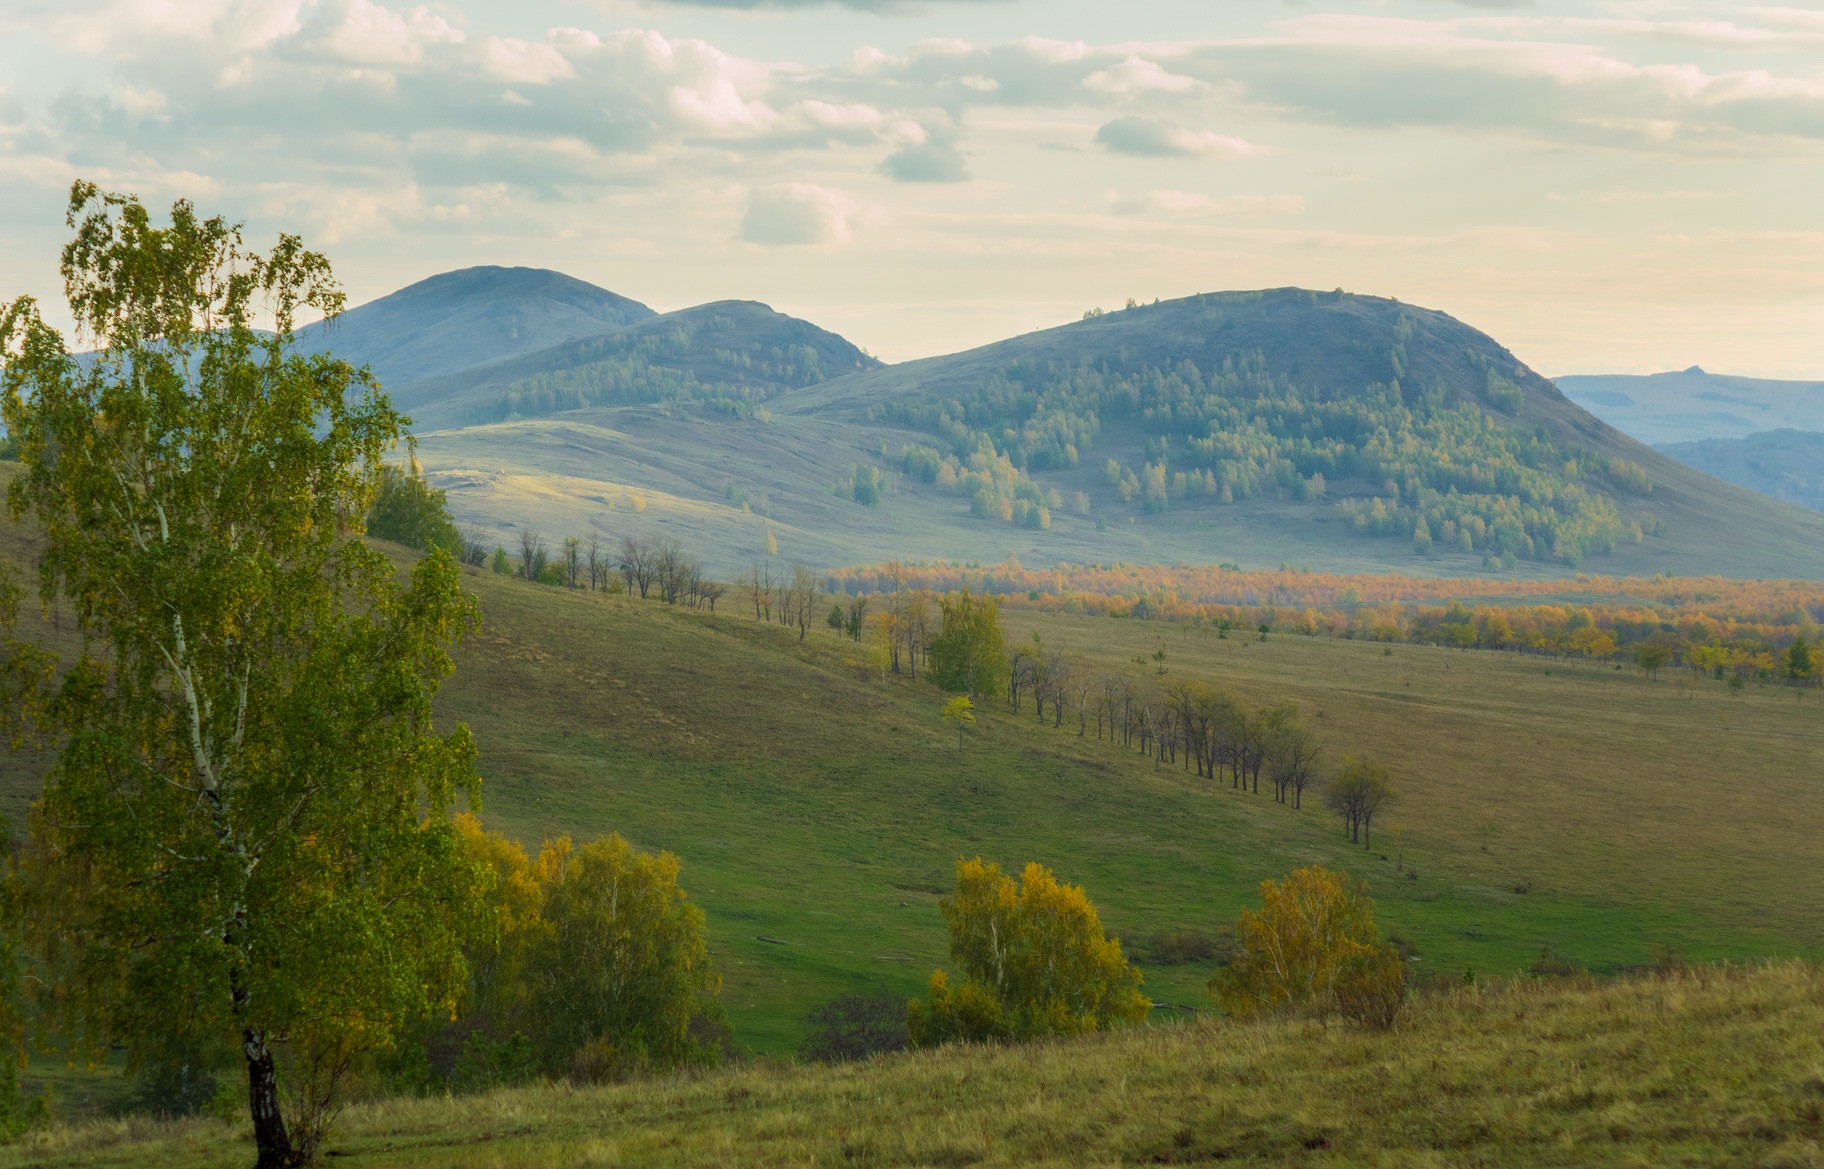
[740,184,853,245]
[309,0,462,68]
[481,37,575,86]
[1095,117,1263,159]
[1084,57,1201,97]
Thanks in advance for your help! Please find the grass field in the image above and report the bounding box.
[4,533,1821,1066]
[4,466,1823,1143]
[9,961,1824,1167]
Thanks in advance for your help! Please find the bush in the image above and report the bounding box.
[452,1029,537,1092]
[1212,865,1406,1027]
[365,462,462,555]
[446,819,725,1086]
[524,835,723,1077]
[909,858,1149,1046]
[800,993,910,1063]
[1143,929,1228,966]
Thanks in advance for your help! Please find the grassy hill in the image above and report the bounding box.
[405,298,882,431]
[6,481,1821,1062]
[1659,429,1824,514]
[10,961,1824,1166]
[399,289,1824,579]
[293,266,655,399]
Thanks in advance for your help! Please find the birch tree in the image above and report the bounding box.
[0,184,482,1168]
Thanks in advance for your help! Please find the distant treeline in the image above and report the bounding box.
[828,561,1824,685]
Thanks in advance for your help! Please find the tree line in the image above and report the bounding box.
[828,560,1824,686]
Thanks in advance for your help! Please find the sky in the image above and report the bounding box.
[2,0,1823,377]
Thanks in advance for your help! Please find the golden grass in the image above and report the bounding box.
[10,961,1824,1167]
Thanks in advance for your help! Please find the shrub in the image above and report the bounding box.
[1212,865,1406,1028]
[524,835,723,1078]
[909,858,1149,1046]
[366,462,462,554]
[800,993,910,1063]
[447,819,724,1086]
[1143,929,1227,966]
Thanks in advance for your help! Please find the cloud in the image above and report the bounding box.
[1094,117,1263,158]
[879,142,969,182]
[303,0,462,68]
[1083,57,1201,97]
[740,183,852,245]
[1108,190,1305,217]
[1194,15,1824,150]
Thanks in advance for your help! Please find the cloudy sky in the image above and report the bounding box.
[2,0,1822,376]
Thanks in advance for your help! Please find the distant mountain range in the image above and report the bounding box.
[1555,367,1824,446]
[1657,429,1824,514]
[1552,367,1824,515]
[302,267,1824,578]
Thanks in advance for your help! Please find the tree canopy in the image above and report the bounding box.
[928,591,1009,698]
[909,858,1148,1045]
[0,182,483,1167]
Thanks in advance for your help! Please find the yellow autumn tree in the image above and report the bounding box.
[447,821,726,1083]
[941,695,975,752]
[909,859,1149,1046]
[1212,865,1405,1029]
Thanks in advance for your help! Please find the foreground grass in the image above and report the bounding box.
[12,961,1824,1167]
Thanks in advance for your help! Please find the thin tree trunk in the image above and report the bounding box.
[245,1028,294,1169]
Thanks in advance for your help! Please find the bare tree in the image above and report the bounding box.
[563,537,583,589]
[740,561,774,621]
[790,564,819,642]
[584,533,605,591]
[517,529,547,581]
[620,535,656,598]
[654,537,687,604]
[458,529,490,567]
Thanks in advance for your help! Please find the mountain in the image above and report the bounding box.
[402,298,882,432]
[364,281,1824,578]
[1658,429,1824,514]
[1555,366,1824,446]
[293,266,655,400]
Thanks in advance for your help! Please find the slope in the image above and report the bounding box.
[408,289,1824,579]
[6,477,1821,1060]
[1659,429,1824,513]
[13,962,1824,1168]
[1556,366,1824,446]
[403,298,881,432]
[292,266,654,410]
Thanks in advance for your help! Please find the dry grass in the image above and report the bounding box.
[9,961,1824,1167]
[1005,608,1824,950]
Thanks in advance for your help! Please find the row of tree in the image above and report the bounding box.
[826,560,1824,682]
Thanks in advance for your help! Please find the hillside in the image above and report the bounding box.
[6,479,1822,1061]
[292,266,655,408]
[10,961,1823,1167]
[403,298,882,432]
[1659,429,1824,514]
[1556,366,1824,446]
[401,288,1824,579]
